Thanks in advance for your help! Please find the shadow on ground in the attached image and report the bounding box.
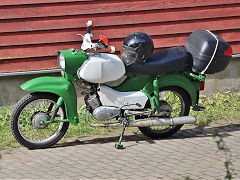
[48,124,240,149]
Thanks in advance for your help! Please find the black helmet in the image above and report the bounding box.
[121,32,154,65]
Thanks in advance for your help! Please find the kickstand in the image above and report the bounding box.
[115,117,129,149]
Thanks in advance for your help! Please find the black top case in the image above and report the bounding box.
[185,30,232,74]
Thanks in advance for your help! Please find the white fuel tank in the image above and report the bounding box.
[78,53,126,83]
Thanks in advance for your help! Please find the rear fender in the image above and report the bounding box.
[21,76,78,125]
[142,72,200,106]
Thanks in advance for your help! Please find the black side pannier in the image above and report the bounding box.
[185,30,232,74]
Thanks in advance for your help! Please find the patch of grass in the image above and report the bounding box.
[0,107,20,150]
[190,91,240,126]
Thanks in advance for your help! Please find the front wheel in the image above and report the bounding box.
[10,93,69,149]
[138,86,191,139]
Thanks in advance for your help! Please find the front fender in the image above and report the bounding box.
[21,76,78,125]
[142,72,200,106]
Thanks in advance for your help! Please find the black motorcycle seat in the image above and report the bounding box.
[126,47,188,75]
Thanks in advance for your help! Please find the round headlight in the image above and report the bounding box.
[57,52,65,71]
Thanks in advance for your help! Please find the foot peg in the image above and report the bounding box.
[193,105,206,111]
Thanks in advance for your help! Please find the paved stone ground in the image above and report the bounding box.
[0,124,240,179]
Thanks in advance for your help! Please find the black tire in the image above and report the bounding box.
[10,92,69,149]
[138,86,191,139]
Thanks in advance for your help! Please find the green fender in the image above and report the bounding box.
[142,72,200,106]
[21,76,78,125]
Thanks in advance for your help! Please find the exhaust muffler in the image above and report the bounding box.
[86,110,196,127]
[128,116,196,127]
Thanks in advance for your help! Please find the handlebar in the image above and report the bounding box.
[79,20,115,53]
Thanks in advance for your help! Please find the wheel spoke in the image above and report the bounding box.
[47,102,54,113]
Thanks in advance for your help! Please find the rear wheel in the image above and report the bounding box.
[10,93,69,149]
[138,86,191,139]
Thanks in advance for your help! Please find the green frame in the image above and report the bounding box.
[114,72,201,112]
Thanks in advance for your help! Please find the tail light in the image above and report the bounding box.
[224,46,233,56]
[200,81,205,91]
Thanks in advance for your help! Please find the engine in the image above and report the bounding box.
[84,94,120,121]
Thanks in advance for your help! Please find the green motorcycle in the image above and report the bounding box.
[10,21,232,149]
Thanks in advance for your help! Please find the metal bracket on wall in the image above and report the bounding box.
[0,69,61,77]
[232,54,240,59]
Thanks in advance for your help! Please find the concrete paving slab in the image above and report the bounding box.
[0,124,240,179]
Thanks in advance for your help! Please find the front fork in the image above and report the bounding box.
[42,97,69,125]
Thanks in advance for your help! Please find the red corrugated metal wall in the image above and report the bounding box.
[0,0,239,73]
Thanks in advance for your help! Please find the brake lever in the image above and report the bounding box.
[99,39,108,49]
[96,43,106,50]
[77,34,84,38]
